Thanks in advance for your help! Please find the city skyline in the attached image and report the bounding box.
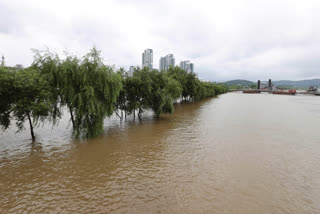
[128,50,195,75]
[159,54,175,71]
[1,0,320,81]
[180,60,194,73]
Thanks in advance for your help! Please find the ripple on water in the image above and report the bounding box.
[1,95,320,213]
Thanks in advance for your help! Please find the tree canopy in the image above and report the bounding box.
[0,67,55,141]
[0,48,227,141]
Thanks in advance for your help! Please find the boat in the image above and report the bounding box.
[307,86,318,92]
[243,90,261,94]
[272,89,296,95]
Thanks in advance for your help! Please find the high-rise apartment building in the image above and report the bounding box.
[179,60,194,73]
[190,63,194,73]
[128,66,135,77]
[159,54,175,71]
[142,49,153,70]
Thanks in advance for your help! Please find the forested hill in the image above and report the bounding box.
[224,79,320,87]
[224,80,255,85]
[273,79,320,87]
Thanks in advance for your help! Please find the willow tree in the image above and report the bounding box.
[70,48,122,137]
[32,48,122,138]
[0,68,54,141]
[167,66,188,101]
[123,68,181,118]
[32,50,62,125]
[58,56,81,128]
[115,68,127,120]
[0,67,15,130]
[124,67,152,119]
[147,70,182,117]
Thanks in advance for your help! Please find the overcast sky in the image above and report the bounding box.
[1,0,320,81]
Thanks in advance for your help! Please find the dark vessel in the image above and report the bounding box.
[272,90,296,95]
[243,90,261,94]
[307,86,318,92]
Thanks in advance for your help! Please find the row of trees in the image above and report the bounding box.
[0,48,227,141]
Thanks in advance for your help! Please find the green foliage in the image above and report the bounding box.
[117,66,226,118]
[167,66,227,101]
[0,67,15,129]
[228,84,244,90]
[224,79,255,85]
[167,66,189,99]
[33,48,122,138]
[0,67,54,140]
[72,48,122,137]
[249,84,257,89]
[119,67,182,118]
[0,47,227,140]
[147,69,181,117]
[32,50,62,124]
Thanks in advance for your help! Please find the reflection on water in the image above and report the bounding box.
[1,93,320,213]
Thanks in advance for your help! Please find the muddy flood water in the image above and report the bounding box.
[1,92,320,213]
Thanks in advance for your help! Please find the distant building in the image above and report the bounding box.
[159,54,175,71]
[190,63,194,73]
[128,66,135,77]
[179,60,194,73]
[142,49,153,70]
[15,64,23,69]
[1,56,5,67]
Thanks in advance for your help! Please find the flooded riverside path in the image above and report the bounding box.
[1,92,320,213]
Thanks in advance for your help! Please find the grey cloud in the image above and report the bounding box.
[1,0,320,81]
[0,2,19,34]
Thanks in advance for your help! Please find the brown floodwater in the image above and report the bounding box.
[1,92,320,213]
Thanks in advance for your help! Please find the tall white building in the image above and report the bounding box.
[179,60,194,73]
[159,54,175,71]
[142,49,153,70]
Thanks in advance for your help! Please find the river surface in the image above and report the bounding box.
[1,92,320,214]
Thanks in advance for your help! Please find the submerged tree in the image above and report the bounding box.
[0,67,15,131]
[0,67,55,141]
[121,67,182,118]
[1,47,227,141]
[115,68,128,120]
[147,69,182,117]
[32,50,62,125]
[58,55,81,128]
[71,48,122,137]
[32,48,123,138]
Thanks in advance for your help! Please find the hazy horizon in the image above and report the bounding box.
[1,0,320,81]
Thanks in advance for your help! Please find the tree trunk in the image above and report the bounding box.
[133,109,135,120]
[115,110,122,120]
[27,112,35,141]
[67,103,75,129]
[138,108,142,120]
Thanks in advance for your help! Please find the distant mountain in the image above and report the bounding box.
[224,79,320,88]
[224,79,255,85]
[273,79,320,87]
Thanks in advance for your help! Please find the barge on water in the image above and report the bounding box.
[272,90,296,95]
[243,90,261,94]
